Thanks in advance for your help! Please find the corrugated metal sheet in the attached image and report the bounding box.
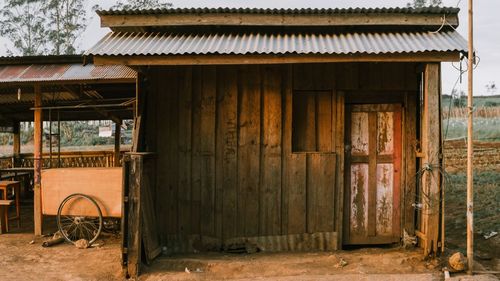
[97,6,459,16]
[0,63,136,84]
[86,31,467,57]
[0,92,78,105]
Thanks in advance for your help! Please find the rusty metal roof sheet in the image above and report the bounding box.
[86,30,467,57]
[0,63,136,84]
[97,6,460,16]
[0,92,78,105]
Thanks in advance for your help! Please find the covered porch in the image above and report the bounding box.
[0,54,136,235]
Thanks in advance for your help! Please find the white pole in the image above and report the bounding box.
[466,0,474,275]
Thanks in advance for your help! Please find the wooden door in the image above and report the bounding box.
[344,104,402,245]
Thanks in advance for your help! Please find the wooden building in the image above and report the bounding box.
[86,7,467,276]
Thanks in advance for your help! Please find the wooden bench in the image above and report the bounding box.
[0,200,14,234]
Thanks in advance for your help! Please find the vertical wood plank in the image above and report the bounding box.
[307,154,336,233]
[191,67,202,235]
[421,63,441,254]
[335,91,345,245]
[237,65,261,237]
[164,68,179,236]
[127,155,142,278]
[260,65,282,236]
[367,112,377,237]
[215,66,238,240]
[34,84,43,236]
[404,92,417,234]
[200,66,217,237]
[178,67,193,236]
[283,65,307,235]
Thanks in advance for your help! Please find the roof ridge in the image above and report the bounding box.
[97,6,460,16]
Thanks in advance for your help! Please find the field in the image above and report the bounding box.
[443,140,500,273]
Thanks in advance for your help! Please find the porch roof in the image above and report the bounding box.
[0,55,136,125]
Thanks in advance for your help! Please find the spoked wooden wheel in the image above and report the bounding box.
[57,193,103,245]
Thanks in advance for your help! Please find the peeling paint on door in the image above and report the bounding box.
[350,164,368,234]
[376,163,393,235]
[351,112,369,155]
[377,112,394,155]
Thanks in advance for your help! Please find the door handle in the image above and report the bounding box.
[345,144,351,153]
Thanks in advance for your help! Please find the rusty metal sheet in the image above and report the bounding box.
[377,112,394,155]
[351,112,369,155]
[0,64,136,84]
[350,164,369,235]
[376,163,394,235]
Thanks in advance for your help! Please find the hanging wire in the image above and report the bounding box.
[405,160,451,216]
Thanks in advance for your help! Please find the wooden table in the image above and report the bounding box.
[0,181,20,229]
[0,168,34,199]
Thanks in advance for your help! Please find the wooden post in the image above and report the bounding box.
[467,0,474,274]
[421,63,441,256]
[12,121,20,167]
[34,84,43,236]
[114,121,122,167]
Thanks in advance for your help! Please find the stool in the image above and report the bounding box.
[0,181,20,228]
[0,200,14,233]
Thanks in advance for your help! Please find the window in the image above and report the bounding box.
[292,91,334,152]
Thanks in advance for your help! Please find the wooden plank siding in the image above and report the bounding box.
[146,62,420,252]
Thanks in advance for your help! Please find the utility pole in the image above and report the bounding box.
[466,0,474,275]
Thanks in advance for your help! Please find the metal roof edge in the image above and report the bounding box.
[0,55,83,65]
[96,6,460,16]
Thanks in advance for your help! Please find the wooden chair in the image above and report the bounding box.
[0,181,20,229]
[0,200,14,233]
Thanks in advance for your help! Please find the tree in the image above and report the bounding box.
[43,0,88,55]
[485,81,497,95]
[106,0,172,10]
[0,0,48,56]
[407,0,443,8]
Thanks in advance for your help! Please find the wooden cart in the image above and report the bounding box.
[41,167,122,243]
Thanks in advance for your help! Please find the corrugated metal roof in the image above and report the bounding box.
[86,31,467,57]
[0,92,78,105]
[0,63,136,84]
[97,6,460,16]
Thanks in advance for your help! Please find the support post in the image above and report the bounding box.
[467,0,474,274]
[114,121,122,167]
[34,84,43,236]
[421,63,441,256]
[12,121,20,167]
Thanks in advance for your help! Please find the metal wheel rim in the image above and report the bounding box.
[56,193,103,245]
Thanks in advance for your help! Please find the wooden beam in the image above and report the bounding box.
[93,52,461,66]
[100,13,458,29]
[61,85,123,124]
[12,121,20,158]
[114,121,121,167]
[34,84,43,236]
[420,63,441,256]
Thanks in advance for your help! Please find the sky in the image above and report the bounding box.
[0,0,498,96]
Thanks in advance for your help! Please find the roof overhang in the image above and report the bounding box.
[93,52,461,66]
[86,30,467,65]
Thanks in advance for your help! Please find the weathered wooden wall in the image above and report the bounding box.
[143,62,419,252]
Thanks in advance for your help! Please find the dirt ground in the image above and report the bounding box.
[0,204,123,281]
[0,140,497,280]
